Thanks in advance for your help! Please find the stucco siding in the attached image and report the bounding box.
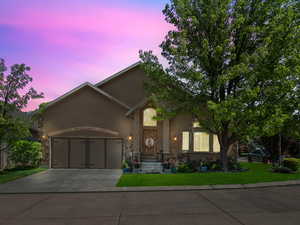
[169,114,193,155]
[98,67,148,107]
[43,86,132,138]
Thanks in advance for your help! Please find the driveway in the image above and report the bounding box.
[0,186,299,225]
[0,169,122,193]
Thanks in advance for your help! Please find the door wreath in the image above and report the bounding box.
[145,137,155,147]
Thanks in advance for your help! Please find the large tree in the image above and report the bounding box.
[0,58,43,152]
[140,0,300,170]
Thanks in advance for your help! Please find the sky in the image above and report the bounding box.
[0,0,171,111]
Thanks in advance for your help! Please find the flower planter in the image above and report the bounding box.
[122,168,131,173]
[200,166,208,172]
[171,167,177,173]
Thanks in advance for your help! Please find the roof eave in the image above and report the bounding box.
[125,98,148,117]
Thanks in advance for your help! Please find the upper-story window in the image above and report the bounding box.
[193,121,201,128]
[143,108,157,127]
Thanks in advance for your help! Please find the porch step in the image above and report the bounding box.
[142,158,158,162]
[141,162,163,174]
[141,154,158,162]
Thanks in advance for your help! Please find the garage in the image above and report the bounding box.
[51,137,123,169]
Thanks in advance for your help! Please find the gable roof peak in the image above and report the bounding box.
[45,82,131,111]
[95,61,141,87]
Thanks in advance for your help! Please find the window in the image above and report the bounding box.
[143,108,157,127]
[193,121,201,128]
[182,132,190,151]
[213,135,220,152]
[194,132,210,152]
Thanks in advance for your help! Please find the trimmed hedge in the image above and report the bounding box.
[283,158,300,172]
[273,166,293,174]
[9,140,43,168]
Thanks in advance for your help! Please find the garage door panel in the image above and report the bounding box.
[89,140,105,169]
[107,139,122,169]
[52,139,68,168]
[52,138,122,169]
[70,139,86,168]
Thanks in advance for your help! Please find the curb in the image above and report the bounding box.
[0,180,300,194]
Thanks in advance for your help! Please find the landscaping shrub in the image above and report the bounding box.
[210,162,222,171]
[273,166,293,174]
[283,158,300,171]
[122,160,129,169]
[187,160,199,171]
[228,158,242,171]
[9,140,42,168]
[177,163,194,173]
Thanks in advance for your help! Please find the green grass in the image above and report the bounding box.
[0,167,47,184]
[117,162,300,187]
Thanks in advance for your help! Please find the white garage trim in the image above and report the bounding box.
[48,126,119,137]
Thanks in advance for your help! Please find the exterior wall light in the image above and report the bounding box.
[42,135,48,140]
[173,136,178,142]
[128,135,133,141]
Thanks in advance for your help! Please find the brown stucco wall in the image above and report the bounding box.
[43,86,132,138]
[169,113,193,156]
[98,67,148,108]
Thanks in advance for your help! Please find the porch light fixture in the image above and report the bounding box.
[42,135,48,140]
[128,135,133,141]
[173,136,178,142]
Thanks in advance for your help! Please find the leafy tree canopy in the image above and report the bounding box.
[140,0,300,170]
[0,58,44,152]
[0,58,44,117]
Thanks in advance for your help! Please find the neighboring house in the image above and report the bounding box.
[42,62,221,169]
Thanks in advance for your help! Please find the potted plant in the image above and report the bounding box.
[200,161,209,172]
[169,158,177,173]
[122,160,130,173]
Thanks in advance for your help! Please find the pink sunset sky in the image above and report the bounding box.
[0,0,171,111]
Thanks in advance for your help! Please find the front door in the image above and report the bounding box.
[142,128,158,154]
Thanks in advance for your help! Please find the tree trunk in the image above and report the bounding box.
[219,130,231,172]
[220,145,229,171]
[278,134,282,166]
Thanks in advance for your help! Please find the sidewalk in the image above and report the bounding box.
[1,179,299,194]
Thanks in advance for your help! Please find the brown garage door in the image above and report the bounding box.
[106,139,123,169]
[51,138,123,169]
[52,138,68,168]
[89,139,106,169]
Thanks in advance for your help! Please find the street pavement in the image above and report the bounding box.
[0,185,299,225]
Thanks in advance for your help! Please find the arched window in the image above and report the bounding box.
[143,108,157,127]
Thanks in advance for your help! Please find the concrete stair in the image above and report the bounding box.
[141,162,163,174]
[141,153,158,162]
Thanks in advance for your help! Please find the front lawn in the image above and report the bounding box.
[117,162,300,187]
[0,167,46,184]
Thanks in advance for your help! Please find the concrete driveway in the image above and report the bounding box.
[0,169,122,193]
[0,186,299,225]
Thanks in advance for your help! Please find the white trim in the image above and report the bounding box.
[45,82,130,110]
[125,98,148,116]
[95,61,141,87]
[48,126,119,137]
